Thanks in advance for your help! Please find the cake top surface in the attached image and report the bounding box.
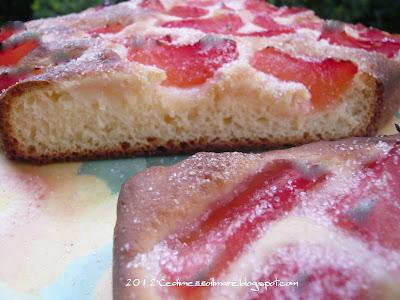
[114,134,400,299]
[0,0,399,96]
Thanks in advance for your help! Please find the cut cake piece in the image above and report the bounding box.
[0,0,400,162]
[114,134,400,299]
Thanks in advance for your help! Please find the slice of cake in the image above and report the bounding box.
[114,134,400,299]
[0,0,400,162]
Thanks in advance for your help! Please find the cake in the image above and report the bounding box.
[114,134,400,299]
[0,0,399,162]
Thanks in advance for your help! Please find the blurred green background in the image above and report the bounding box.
[0,0,399,33]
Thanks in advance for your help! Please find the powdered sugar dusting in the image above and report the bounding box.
[168,152,261,193]
[3,0,398,94]
[117,135,400,299]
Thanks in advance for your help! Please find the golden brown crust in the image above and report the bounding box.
[365,77,384,134]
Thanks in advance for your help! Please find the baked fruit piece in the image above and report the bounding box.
[1,0,400,163]
[114,134,400,300]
